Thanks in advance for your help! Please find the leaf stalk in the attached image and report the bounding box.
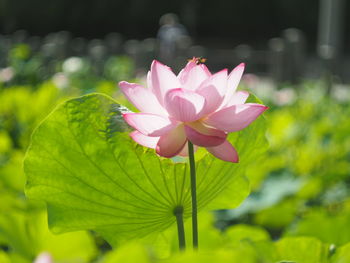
[174,206,186,250]
[188,141,198,249]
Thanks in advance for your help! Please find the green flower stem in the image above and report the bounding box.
[174,206,186,250]
[188,141,198,249]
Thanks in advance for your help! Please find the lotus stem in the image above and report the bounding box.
[174,206,186,250]
[188,141,198,249]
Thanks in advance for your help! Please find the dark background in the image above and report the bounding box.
[1,0,349,49]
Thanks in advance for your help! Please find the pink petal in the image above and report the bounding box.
[220,63,245,108]
[204,103,268,132]
[225,91,250,107]
[196,69,228,113]
[177,61,196,84]
[129,131,159,149]
[178,61,211,90]
[177,142,198,157]
[184,124,226,147]
[164,88,206,122]
[206,140,239,163]
[227,63,245,93]
[147,70,153,89]
[150,60,181,105]
[156,125,187,158]
[123,113,178,136]
[119,81,167,115]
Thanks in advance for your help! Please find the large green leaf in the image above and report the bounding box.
[24,93,267,246]
[0,209,96,262]
[0,251,11,263]
[332,242,350,263]
[275,237,328,263]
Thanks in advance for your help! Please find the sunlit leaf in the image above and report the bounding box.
[101,242,151,263]
[275,237,328,263]
[224,224,270,244]
[0,209,96,262]
[0,251,11,263]
[284,210,350,246]
[331,242,350,263]
[24,93,267,246]
[162,249,257,263]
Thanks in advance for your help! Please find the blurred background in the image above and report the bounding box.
[1,0,350,262]
[1,0,350,82]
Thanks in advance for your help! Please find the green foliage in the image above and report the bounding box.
[0,53,137,262]
[104,56,135,83]
[98,223,350,263]
[24,93,267,247]
[332,243,350,263]
[0,83,61,148]
[0,209,97,262]
[224,224,270,244]
[101,243,151,263]
[285,208,350,246]
[275,237,328,263]
[0,251,11,263]
[1,47,350,262]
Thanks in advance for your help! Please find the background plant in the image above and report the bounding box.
[1,43,350,262]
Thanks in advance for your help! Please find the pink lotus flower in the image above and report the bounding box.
[120,59,267,162]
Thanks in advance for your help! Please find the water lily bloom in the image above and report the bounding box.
[120,59,267,162]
